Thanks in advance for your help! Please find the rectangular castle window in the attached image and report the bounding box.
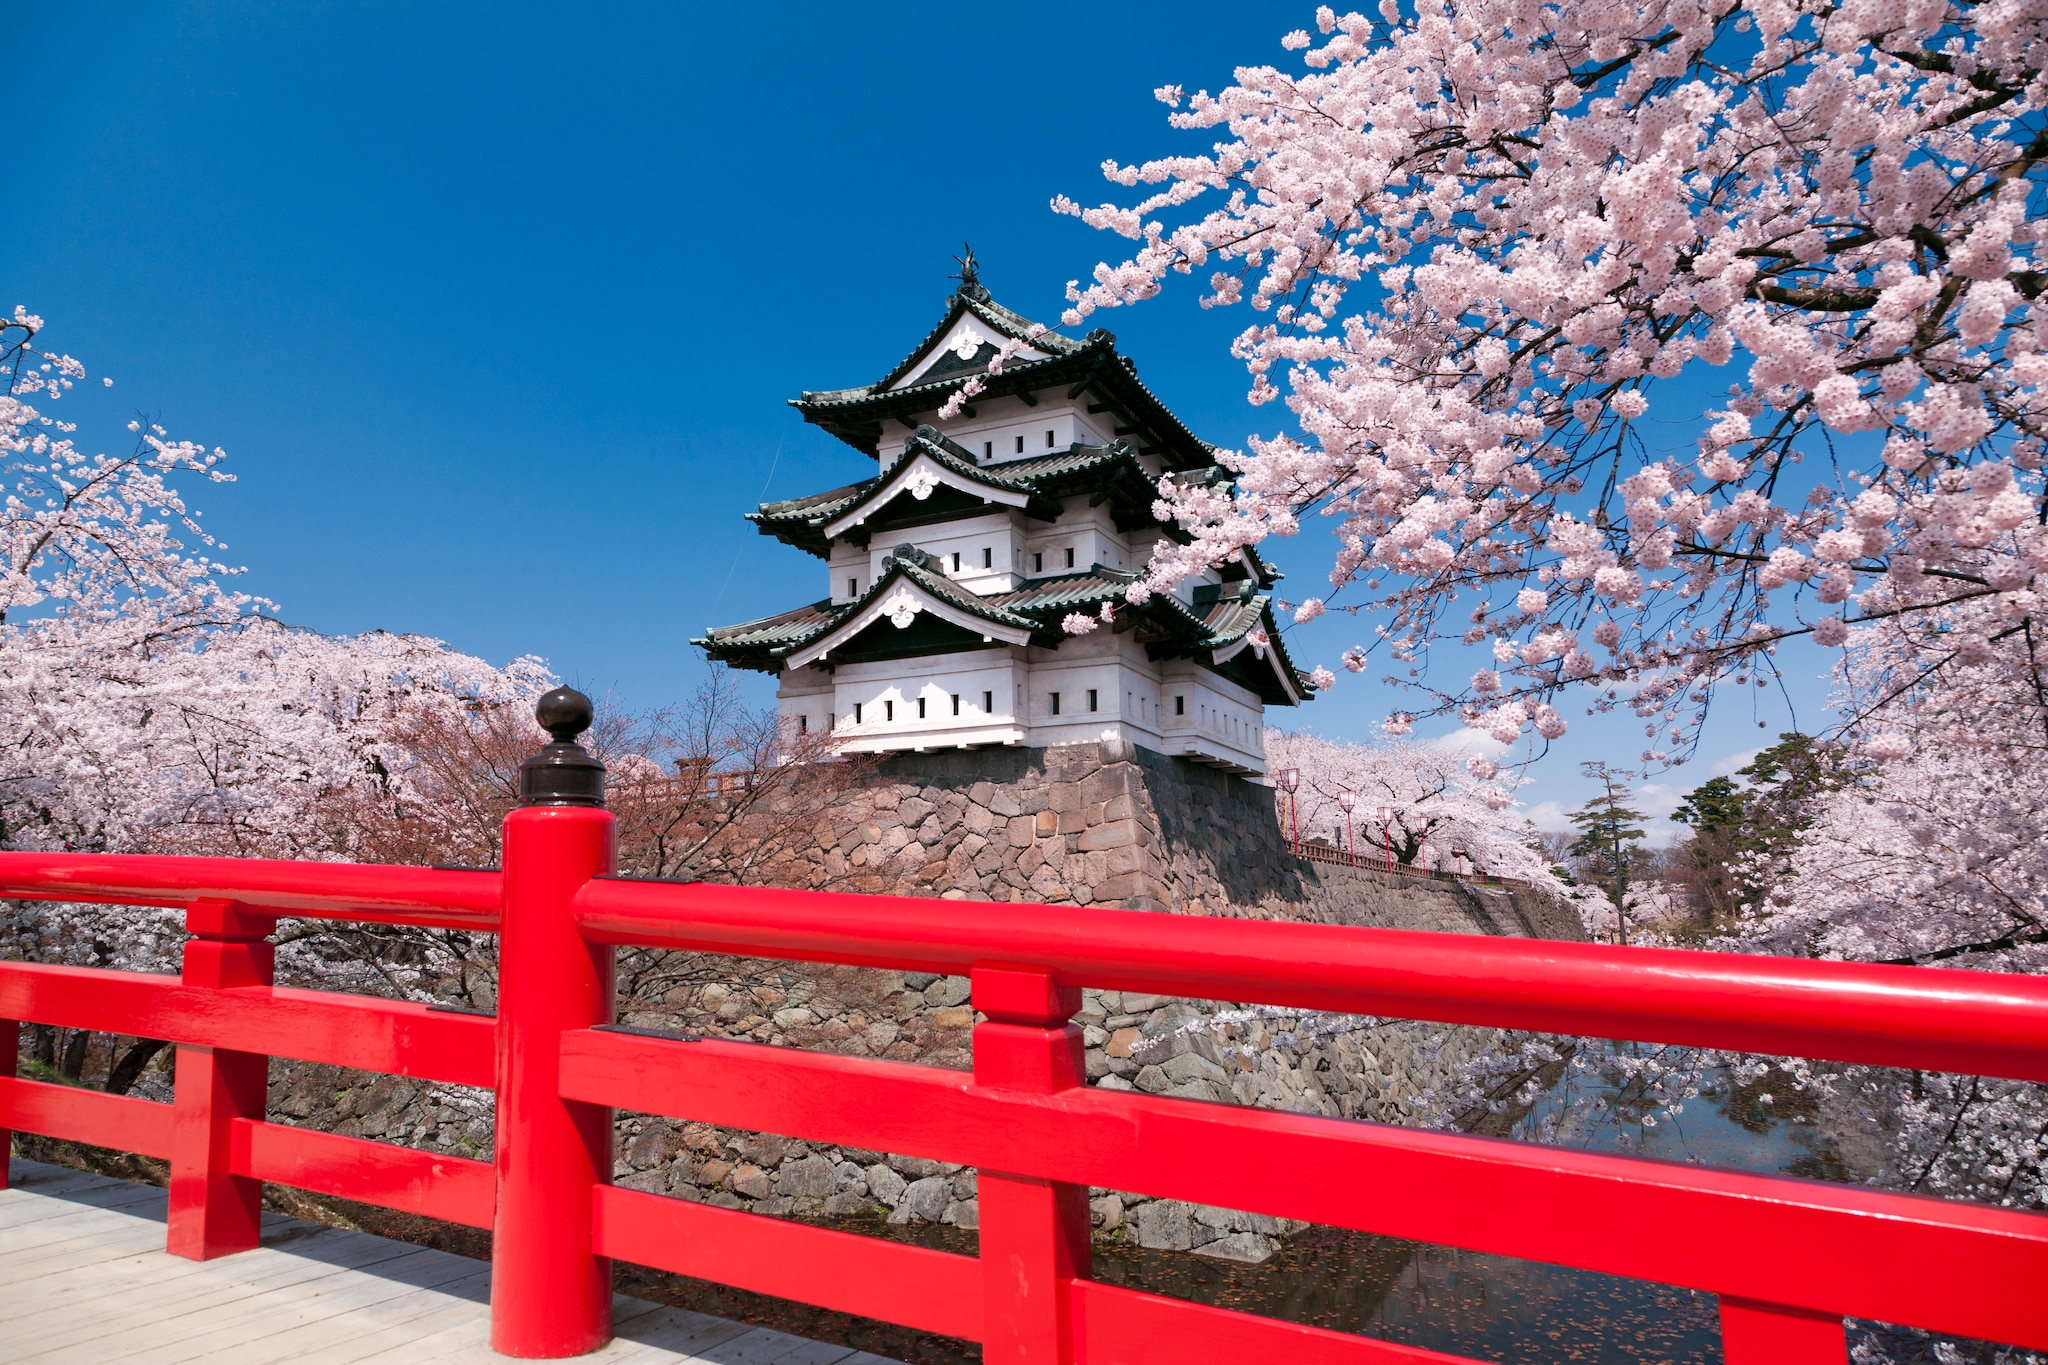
[951,552,960,572]
[854,703,863,724]
[983,441,993,459]
[982,547,992,569]
[848,577,858,598]
[1045,429,1055,448]
[885,700,895,722]
[951,694,960,716]
[828,712,835,728]
[1015,435,1025,454]
[1050,692,1061,716]
[1065,547,1075,569]
[1175,695,1185,715]
[1087,689,1098,712]
[983,690,993,713]
[917,697,926,719]
[1033,552,1043,573]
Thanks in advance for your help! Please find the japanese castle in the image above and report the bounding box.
[695,258,1310,777]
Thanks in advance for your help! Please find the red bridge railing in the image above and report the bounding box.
[2,697,2046,1362]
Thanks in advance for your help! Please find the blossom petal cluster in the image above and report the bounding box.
[1060,3,2048,758]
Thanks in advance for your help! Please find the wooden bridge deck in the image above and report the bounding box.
[0,1160,901,1364]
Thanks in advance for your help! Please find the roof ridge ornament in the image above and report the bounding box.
[949,243,989,303]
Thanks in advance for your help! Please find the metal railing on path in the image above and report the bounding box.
[1288,837,1534,888]
[2,688,2045,1362]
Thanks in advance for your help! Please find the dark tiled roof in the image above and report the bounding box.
[694,598,851,658]
[696,550,1050,671]
[696,550,1311,705]
[867,283,1089,394]
[791,287,1214,472]
[747,427,1163,558]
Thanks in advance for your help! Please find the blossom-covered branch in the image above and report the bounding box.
[1060,2,2048,763]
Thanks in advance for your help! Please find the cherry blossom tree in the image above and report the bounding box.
[1718,636,2047,1214]
[1058,1,2048,766]
[1266,727,1570,890]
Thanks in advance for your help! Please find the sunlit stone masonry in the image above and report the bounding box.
[696,254,1312,777]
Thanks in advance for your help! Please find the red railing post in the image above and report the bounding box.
[166,897,277,1259]
[1720,1297,1848,1362]
[490,689,617,1359]
[1,1013,17,1189]
[971,966,1091,1364]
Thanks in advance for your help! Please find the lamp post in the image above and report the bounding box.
[1338,791,1357,865]
[1276,767,1301,851]
[1375,805,1394,873]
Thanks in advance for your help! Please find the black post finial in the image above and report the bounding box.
[517,686,606,807]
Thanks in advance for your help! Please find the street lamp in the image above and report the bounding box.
[1375,805,1395,873]
[1276,767,1301,849]
[1337,790,1357,865]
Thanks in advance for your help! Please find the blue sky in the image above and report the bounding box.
[12,2,1823,837]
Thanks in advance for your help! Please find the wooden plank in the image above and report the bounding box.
[192,1263,494,1365]
[673,1326,858,1365]
[110,1248,486,1364]
[0,1215,169,1280]
[5,1227,417,1354]
[0,1187,166,1242]
[262,1271,493,1364]
[599,1309,772,1363]
[0,1173,168,1228]
[380,1292,704,1363]
[0,1161,907,1364]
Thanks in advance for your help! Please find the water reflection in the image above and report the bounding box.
[1092,1228,1723,1364]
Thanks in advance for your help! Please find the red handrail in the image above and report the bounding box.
[2,834,2045,1364]
[576,876,2048,1083]
[0,852,500,930]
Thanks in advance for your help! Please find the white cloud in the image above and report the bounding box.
[1525,799,1574,832]
[1424,728,1509,757]
[1633,782,1685,817]
[1711,747,1763,778]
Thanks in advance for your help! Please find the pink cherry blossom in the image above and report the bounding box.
[1059,5,2047,760]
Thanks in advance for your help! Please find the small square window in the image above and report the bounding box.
[1050,692,1061,715]
[1175,695,1185,715]
[884,699,894,722]
[1065,547,1075,569]
[1015,435,1025,453]
[951,694,960,715]
[982,547,992,569]
[1087,689,1098,712]
[1045,430,1055,448]
[983,690,993,713]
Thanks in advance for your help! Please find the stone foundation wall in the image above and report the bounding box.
[766,739,1579,940]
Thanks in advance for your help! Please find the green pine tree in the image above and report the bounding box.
[1667,733,1856,927]
[1567,762,1649,944]
[1671,775,1748,926]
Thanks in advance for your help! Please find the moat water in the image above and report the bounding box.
[1081,1058,1838,1365]
[761,1055,1862,1365]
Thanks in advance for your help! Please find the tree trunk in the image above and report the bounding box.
[59,1028,90,1080]
[106,1038,169,1096]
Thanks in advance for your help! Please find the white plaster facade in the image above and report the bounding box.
[773,387,1276,774]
